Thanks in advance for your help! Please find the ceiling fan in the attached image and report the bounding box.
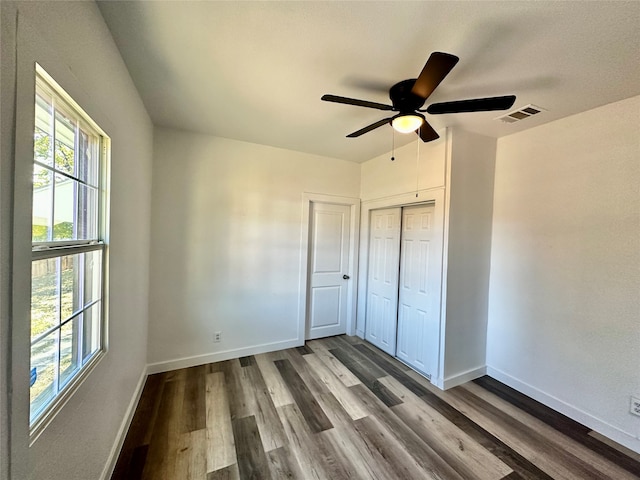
[321,52,516,142]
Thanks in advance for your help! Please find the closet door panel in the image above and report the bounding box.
[365,207,401,355]
[396,204,438,377]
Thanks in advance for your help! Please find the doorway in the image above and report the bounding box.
[298,194,360,342]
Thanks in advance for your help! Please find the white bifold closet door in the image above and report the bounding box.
[365,203,440,378]
[395,204,438,377]
[364,208,401,355]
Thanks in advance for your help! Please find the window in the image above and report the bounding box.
[29,68,108,430]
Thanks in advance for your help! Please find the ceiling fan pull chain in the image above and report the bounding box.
[391,129,395,161]
[415,129,420,197]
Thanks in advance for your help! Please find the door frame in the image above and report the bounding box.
[298,193,360,343]
[356,188,446,363]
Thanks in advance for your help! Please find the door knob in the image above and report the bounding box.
[343,274,350,280]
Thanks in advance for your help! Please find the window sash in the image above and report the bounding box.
[29,68,108,432]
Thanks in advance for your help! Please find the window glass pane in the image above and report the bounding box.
[32,166,53,242]
[54,111,75,176]
[31,258,60,341]
[34,95,53,167]
[77,184,98,240]
[30,329,59,422]
[53,174,76,241]
[60,254,82,321]
[77,129,99,187]
[59,317,79,387]
[84,250,102,306]
[82,302,101,364]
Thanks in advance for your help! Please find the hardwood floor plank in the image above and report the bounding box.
[403,370,556,480]
[232,415,272,480]
[330,347,402,407]
[207,359,230,374]
[315,427,370,480]
[331,334,364,346]
[255,352,295,408]
[304,353,369,420]
[314,393,383,480]
[306,340,362,387]
[296,344,314,355]
[463,380,640,479]
[274,358,333,433]
[206,464,240,480]
[502,473,527,480]
[125,445,148,480]
[283,349,330,398]
[474,376,640,477]
[353,342,432,397]
[239,355,255,367]
[243,363,287,452]
[266,446,306,480]
[588,430,640,463]
[142,378,185,480]
[277,403,331,480]
[328,344,387,379]
[182,365,206,433]
[205,372,236,472]
[448,385,622,480]
[353,415,441,480]
[222,359,256,420]
[381,376,513,480]
[111,374,163,479]
[175,429,207,480]
[350,383,467,480]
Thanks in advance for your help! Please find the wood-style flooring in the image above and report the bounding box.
[111,335,640,479]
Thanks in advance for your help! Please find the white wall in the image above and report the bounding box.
[360,132,447,201]
[442,129,496,385]
[1,2,153,479]
[487,95,640,452]
[148,128,360,369]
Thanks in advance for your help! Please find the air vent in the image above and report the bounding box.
[496,104,546,123]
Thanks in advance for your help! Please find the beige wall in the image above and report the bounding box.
[1,2,153,479]
[148,128,361,368]
[487,95,640,452]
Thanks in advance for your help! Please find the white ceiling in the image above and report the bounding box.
[97,1,640,163]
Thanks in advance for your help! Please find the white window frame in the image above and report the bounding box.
[28,65,110,439]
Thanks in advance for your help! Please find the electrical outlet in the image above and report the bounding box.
[213,331,222,343]
[631,396,640,417]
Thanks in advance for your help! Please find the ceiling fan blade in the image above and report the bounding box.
[417,121,440,142]
[411,52,459,100]
[346,117,393,137]
[321,94,394,111]
[426,95,516,114]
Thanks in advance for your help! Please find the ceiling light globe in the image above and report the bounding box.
[392,114,424,134]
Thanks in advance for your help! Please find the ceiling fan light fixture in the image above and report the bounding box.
[392,113,425,134]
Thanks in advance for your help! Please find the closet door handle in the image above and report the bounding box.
[343,274,350,280]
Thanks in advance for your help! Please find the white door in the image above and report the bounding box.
[364,208,401,355]
[306,202,352,340]
[396,204,439,377]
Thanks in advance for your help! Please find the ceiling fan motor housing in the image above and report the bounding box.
[389,79,426,112]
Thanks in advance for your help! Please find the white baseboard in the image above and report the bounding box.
[487,366,640,454]
[147,338,302,375]
[100,366,148,480]
[442,365,487,390]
